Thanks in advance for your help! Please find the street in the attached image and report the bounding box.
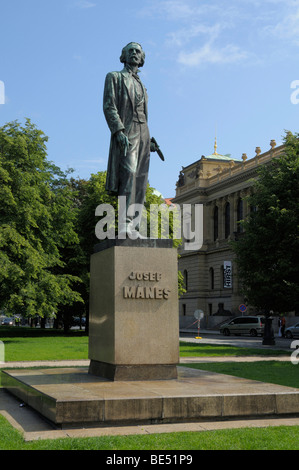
[180,330,296,352]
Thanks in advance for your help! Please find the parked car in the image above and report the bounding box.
[285,323,299,339]
[72,316,86,327]
[220,316,265,337]
[1,317,14,326]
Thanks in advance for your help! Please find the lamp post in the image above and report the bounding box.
[262,310,275,346]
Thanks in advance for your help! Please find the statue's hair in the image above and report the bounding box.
[120,42,145,67]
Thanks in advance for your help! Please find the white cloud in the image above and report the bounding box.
[140,0,236,24]
[142,0,250,68]
[160,0,196,20]
[0,80,5,105]
[166,23,222,47]
[249,0,299,44]
[178,43,248,67]
[266,6,299,44]
[143,0,299,68]
[139,0,198,20]
[75,0,96,9]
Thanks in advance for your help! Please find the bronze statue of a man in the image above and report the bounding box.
[103,42,160,235]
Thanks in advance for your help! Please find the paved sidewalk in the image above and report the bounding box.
[180,331,292,351]
[181,355,291,363]
[1,354,291,369]
[1,360,90,369]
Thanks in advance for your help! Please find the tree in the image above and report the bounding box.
[0,119,83,320]
[232,131,299,314]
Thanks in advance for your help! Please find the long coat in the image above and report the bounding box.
[103,67,149,195]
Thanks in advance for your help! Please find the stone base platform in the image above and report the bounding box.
[2,366,299,426]
[88,360,178,381]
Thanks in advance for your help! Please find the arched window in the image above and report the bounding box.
[224,202,230,238]
[213,206,218,241]
[237,198,243,233]
[209,267,214,290]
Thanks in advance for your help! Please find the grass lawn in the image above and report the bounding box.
[179,341,288,357]
[0,413,299,450]
[0,335,88,361]
[181,361,299,389]
[0,327,88,361]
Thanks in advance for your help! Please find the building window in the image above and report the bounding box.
[209,267,214,290]
[220,265,224,288]
[237,198,243,233]
[213,206,218,241]
[225,202,230,238]
[183,270,188,291]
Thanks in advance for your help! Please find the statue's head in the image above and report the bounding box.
[120,42,145,68]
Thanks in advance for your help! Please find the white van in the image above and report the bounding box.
[220,316,265,337]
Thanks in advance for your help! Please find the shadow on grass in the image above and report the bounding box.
[0,327,87,338]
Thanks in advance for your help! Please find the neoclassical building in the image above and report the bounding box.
[172,138,284,327]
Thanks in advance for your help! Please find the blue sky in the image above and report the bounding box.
[1,0,299,197]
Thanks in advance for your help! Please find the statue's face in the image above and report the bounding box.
[125,43,143,67]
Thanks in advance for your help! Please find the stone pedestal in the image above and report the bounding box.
[88,239,179,381]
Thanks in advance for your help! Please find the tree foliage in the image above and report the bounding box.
[0,119,82,318]
[232,131,299,313]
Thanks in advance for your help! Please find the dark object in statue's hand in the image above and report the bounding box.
[150,137,165,161]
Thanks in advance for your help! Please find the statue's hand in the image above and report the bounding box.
[150,140,157,152]
[116,131,130,156]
